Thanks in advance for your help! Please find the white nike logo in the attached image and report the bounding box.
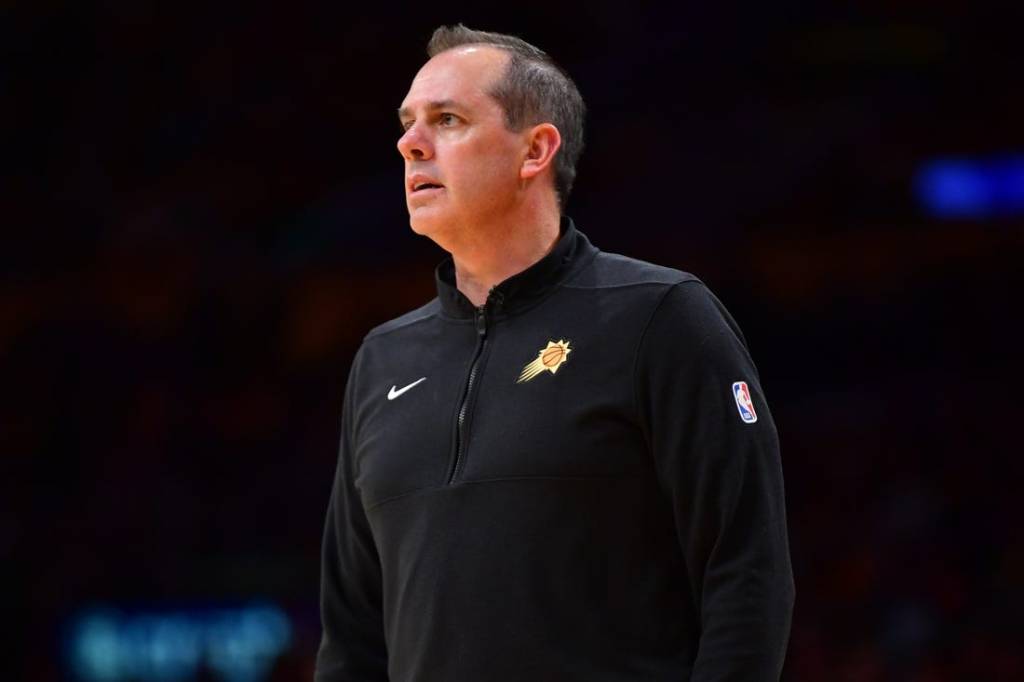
[388,377,427,401]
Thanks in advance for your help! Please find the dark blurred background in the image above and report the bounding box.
[5,2,1023,680]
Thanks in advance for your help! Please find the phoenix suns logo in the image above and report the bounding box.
[517,339,572,383]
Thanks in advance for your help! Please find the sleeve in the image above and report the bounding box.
[315,347,389,681]
[634,280,795,681]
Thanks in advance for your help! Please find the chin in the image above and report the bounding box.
[408,203,441,231]
[408,211,444,241]
[408,213,435,236]
[408,209,458,251]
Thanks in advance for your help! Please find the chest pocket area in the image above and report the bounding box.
[455,338,643,481]
[353,376,461,508]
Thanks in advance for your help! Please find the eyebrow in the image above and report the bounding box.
[397,99,461,122]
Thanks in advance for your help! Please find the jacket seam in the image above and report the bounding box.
[364,472,639,512]
[364,305,440,341]
[631,279,704,452]
[561,280,687,291]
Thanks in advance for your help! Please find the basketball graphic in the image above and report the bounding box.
[541,345,566,367]
[517,339,572,383]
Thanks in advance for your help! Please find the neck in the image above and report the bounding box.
[452,210,561,307]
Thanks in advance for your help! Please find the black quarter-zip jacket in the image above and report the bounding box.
[316,218,794,682]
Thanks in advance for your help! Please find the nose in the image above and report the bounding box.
[397,123,433,161]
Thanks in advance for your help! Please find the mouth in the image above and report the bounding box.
[411,182,444,193]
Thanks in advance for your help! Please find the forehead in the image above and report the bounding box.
[399,46,508,115]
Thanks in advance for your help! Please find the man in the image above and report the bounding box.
[316,24,794,682]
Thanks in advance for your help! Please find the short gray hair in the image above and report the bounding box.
[427,24,586,208]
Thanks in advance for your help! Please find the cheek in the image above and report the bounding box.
[457,144,520,198]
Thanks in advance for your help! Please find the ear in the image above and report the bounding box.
[520,123,562,181]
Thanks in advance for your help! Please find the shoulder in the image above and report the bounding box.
[563,247,739,342]
[639,275,753,365]
[564,248,718,324]
[346,297,442,390]
[565,249,701,292]
[363,297,442,343]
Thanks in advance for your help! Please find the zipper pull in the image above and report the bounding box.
[475,306,487,337]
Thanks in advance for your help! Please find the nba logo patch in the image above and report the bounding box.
[732,381,758,424]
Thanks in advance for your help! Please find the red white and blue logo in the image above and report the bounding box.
[732,381,758,424]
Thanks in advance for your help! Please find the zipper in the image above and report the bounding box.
[447,292,499,484]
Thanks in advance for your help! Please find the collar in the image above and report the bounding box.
[434,215,597,320]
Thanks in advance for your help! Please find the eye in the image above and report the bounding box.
[439,112,458,126]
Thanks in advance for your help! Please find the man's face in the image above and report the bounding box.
[397,47,526,243]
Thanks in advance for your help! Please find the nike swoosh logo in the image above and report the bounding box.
[388,377,427,400]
